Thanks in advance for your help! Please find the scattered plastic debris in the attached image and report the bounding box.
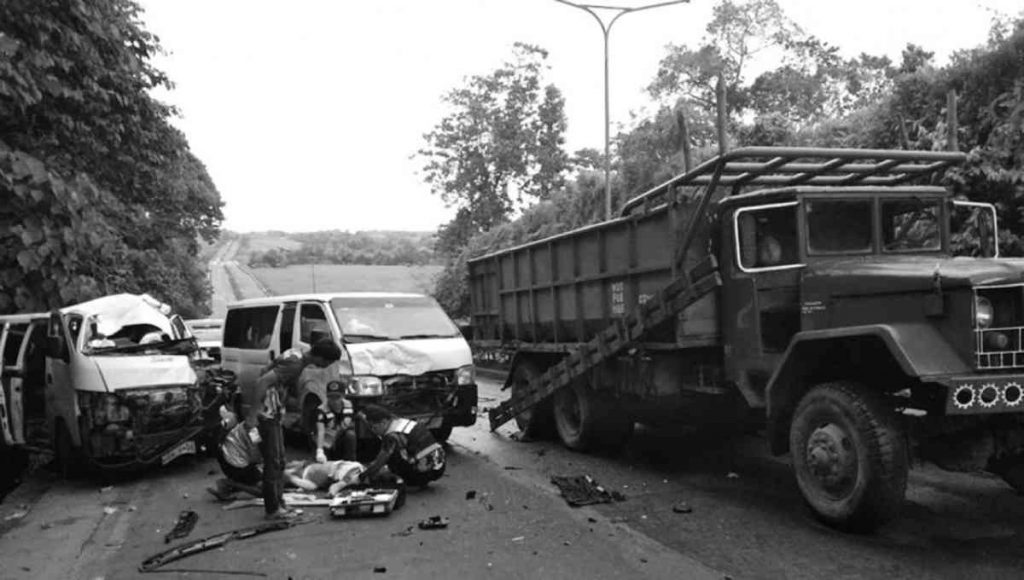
[99,486,113,493]
[672,502,693,514]
[373,566,387,573]
[128,505,137,512]
[727,472,739,479]
[165,510,199,544]
[587,517,597,523]
[392,526,415,537]
[4,510,28,521]
[465,490,477,500]
[511,536,525,542]
[103,506,118,516]
[563,541,571,546]
[418,515,449,530]
[550,475,624,507]
[504,466,521,471]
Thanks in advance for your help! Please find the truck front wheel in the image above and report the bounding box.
[553,382,633,452]
[789,381,908,532]
[510,358,555,440]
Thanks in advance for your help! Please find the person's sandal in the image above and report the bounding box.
[265,507,301,521]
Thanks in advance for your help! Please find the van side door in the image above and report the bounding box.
[222,305,282,391]
[46,311,79,445]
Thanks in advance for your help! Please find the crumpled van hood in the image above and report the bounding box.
[346,338,471,376]
[89,355,197,392]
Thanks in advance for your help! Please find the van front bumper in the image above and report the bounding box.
[87,425,204,472]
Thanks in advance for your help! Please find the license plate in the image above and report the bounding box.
[161,440,196,465]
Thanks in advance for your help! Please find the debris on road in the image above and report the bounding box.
[164,510,199,544]
[139,519,307,572]
[102,506,118,516]
[550,475,625,507]
[465,490,477,500]
[4,509,28,521]
[373,566,387,573]
[418,515,449,530]
[511,536,525,542]
[726,472,739,479]
[99,486,113,493]
[672,502,693,514]
[504,466,521,470]
[392,526,415,537]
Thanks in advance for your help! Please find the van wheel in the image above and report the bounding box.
[302,396,321,451]
[789,381,908,532]
[510,358,555,440]
[430,423,453,443]
[54,422,82,479]
[553,382,633,452]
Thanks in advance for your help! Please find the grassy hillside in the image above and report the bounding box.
[252,264,440,296]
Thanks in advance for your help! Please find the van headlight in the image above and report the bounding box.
[455,365,475,386]
[976,296,994,329]
[78,392,132,425]
[346,376,383,397]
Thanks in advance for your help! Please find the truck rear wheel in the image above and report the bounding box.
[553,382,633,452]
[510,358,555,439]
[789,381,908,532]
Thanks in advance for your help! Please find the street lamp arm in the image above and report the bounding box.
[553,0,609,34]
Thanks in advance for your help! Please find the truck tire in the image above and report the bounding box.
[789,381,908,532]
[553,382,633,452]
[510,358,555,440]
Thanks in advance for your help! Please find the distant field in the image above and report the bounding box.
[251,264,441,296]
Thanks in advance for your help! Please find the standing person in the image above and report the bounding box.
[241,338,342,520]
[315,381,357,462]
[359,404,446,488]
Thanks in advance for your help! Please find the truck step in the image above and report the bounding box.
[488,257,721,431]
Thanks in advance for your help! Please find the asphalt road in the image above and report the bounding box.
[5,375,1024,579]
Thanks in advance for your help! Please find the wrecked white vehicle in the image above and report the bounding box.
[0,294,204,475]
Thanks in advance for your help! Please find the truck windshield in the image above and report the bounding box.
[806,200,873,254]
[331,297,460,343]
[882,198,941,252]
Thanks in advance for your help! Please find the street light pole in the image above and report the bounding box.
[554,0,689,220]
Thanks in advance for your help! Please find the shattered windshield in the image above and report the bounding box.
[83,319,196,355]
[331,297,460,343]
[882,198,942,252]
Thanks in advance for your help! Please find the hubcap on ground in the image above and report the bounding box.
[805,423,856,497]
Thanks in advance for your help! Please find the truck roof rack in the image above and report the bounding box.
[620,146,966,217]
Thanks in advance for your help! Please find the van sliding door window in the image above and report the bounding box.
[223,307,278,349]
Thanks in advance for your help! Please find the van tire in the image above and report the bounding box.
[510,358,555,440]
[54,421,82,479]
[789,381,908,532]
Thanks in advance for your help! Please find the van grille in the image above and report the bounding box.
[381,371,456,416]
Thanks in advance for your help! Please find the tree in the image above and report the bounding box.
[418,43,569,254]
[0,0,223,316]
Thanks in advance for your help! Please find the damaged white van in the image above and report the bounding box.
[220,293,478,443]
[0,294,204,475]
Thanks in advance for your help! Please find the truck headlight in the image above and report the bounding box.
[346,376,383,397]
[976,296,994,329]
[455,364,475,386]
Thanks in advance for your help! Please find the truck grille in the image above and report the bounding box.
[976,285,1024,370]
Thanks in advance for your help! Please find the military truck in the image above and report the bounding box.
[470,147,1024,531]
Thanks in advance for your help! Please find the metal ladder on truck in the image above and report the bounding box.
[487,258,721,431]
[487,146,966,432]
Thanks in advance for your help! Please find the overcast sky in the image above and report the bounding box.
[137,0,1021,233]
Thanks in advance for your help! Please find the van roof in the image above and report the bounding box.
[226,292,429,309]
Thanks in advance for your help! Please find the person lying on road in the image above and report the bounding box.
[358,404,446,488]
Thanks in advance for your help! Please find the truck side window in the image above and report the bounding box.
[806,200,873,254]
[299,304,329,344]
[737,204,799,270]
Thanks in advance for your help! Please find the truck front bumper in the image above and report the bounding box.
[936,375,1024,415]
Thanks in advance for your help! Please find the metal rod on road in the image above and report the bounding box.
[553,0,690,220]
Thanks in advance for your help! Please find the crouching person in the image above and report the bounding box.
[315,381,356,463]
[359,404,445,488]
[208,422,262,501]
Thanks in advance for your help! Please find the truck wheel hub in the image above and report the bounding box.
[806,424,855,493]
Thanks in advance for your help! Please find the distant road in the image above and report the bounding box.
[207,238,269,317]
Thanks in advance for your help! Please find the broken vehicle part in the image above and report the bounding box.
[164,510,199,543]
[550,475,624,507]
[139,519,303,572]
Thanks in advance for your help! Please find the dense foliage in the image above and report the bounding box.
[0,0,222,317]
[247,230,437,268]
[427,1,1024,318]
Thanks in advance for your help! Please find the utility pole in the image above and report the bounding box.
[554,0,690,220]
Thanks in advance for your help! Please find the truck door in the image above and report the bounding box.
[722,202,804,406]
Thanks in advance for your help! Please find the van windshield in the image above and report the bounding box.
[330,297,460,343]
